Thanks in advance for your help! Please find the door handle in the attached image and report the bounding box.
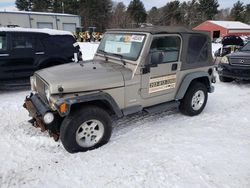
[35,52,45,55]
[0,54,9,57]
[172,63,178,71]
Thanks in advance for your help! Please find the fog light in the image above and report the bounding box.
[43,112,54,124]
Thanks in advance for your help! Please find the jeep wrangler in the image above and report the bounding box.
[24,27,216,153]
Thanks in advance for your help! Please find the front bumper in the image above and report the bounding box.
[217,64,250,80]
[23,93,61,140]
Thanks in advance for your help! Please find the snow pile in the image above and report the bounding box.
[78,42,99,61]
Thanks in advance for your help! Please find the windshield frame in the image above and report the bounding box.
[97,32,146,61]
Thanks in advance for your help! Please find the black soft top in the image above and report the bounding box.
[107,26,207,35]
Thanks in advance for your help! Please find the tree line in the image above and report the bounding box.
[15,0,250,31]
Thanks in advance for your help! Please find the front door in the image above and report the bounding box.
[9,32,36,79]
[140,34,182,103]
[0,32,11,80]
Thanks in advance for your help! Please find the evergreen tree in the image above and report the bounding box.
[31,0,51,12]
[79,0,113,31]
[127,0,147,27]
[161,0,181,26]
[245,4,250,24]
[230,1,245,22]
[15,0,32,11]
[197,0,219,20]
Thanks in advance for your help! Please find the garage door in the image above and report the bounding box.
[37,22,53,29]
[63,23,76,32]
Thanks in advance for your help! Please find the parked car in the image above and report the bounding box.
[0,27,81,89]
[217,41,250,82]
[23,26,216,153]
[214,35,244,58]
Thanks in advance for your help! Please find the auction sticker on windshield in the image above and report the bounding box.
[149,75,176,93]
[131,35,144,43]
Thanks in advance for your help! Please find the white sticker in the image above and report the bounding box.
[149,75,176,94]
[131,35,144,43]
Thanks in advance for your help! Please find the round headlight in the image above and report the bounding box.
[221,56,229,64]
[43,112,54,124]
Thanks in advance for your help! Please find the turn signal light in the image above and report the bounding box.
[59,103,67,113]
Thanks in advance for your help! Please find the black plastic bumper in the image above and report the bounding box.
[217,64,250,80]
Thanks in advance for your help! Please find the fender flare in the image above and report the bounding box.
[175,72,212,100]
[55,92,123,118]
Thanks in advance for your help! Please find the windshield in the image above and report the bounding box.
[97,33,145,61]
[241,42,250,51]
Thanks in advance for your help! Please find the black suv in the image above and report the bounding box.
[217,41,250,82]
[0,28,81,88]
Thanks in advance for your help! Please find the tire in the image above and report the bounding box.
[219,76,234,82]
[60,105,112,153]
[179,82,208,116]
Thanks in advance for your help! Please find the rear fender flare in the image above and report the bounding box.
[176,72,211,100]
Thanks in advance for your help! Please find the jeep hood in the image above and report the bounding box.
[36,60,132,94]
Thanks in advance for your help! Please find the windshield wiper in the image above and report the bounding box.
[98,49,109,61]
[108,53,126,65]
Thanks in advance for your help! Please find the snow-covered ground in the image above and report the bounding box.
[1,43,250,188]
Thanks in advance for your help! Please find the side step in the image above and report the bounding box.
[144,101,180,114]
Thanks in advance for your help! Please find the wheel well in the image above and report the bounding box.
[70,100,116,116]
[190,77,210,90]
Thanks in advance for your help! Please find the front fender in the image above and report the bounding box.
[55,92,123,118]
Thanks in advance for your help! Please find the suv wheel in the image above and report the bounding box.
[219,76,234,82]
[179,82,208,116]
[60,106,112,153]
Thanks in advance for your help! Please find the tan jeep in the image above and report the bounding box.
[24,27,216,153]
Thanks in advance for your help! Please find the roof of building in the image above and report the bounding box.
[0,10,79,17]
[107,26,206,34]
[0,27,73,35]
[209,21,250,30]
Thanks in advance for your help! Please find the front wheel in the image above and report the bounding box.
[60,106,112,153]
[179,82,208,116]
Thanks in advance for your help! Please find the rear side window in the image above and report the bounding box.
[12,33,33,49]
[187,35,208,64]
[0,34,7,51]
[150,36,181,63]
[50,35,75,48]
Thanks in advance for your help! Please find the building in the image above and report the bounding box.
[193,20,250,39]
[0,11,81,32]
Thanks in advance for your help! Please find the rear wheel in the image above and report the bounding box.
[219,76,234,82]
[60,105,112,153]
[179,82,208,116]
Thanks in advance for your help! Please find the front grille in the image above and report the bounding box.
[35,75,48,103]
[230,58,250,66]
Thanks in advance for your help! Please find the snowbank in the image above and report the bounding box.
[78,42,99,61]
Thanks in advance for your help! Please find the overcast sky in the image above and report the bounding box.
[0,0,249,10]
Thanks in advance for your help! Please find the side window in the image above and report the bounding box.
[12,33,33,49]
[187,35,208,64]
[0,34,7,51]
[150,36,181,64]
